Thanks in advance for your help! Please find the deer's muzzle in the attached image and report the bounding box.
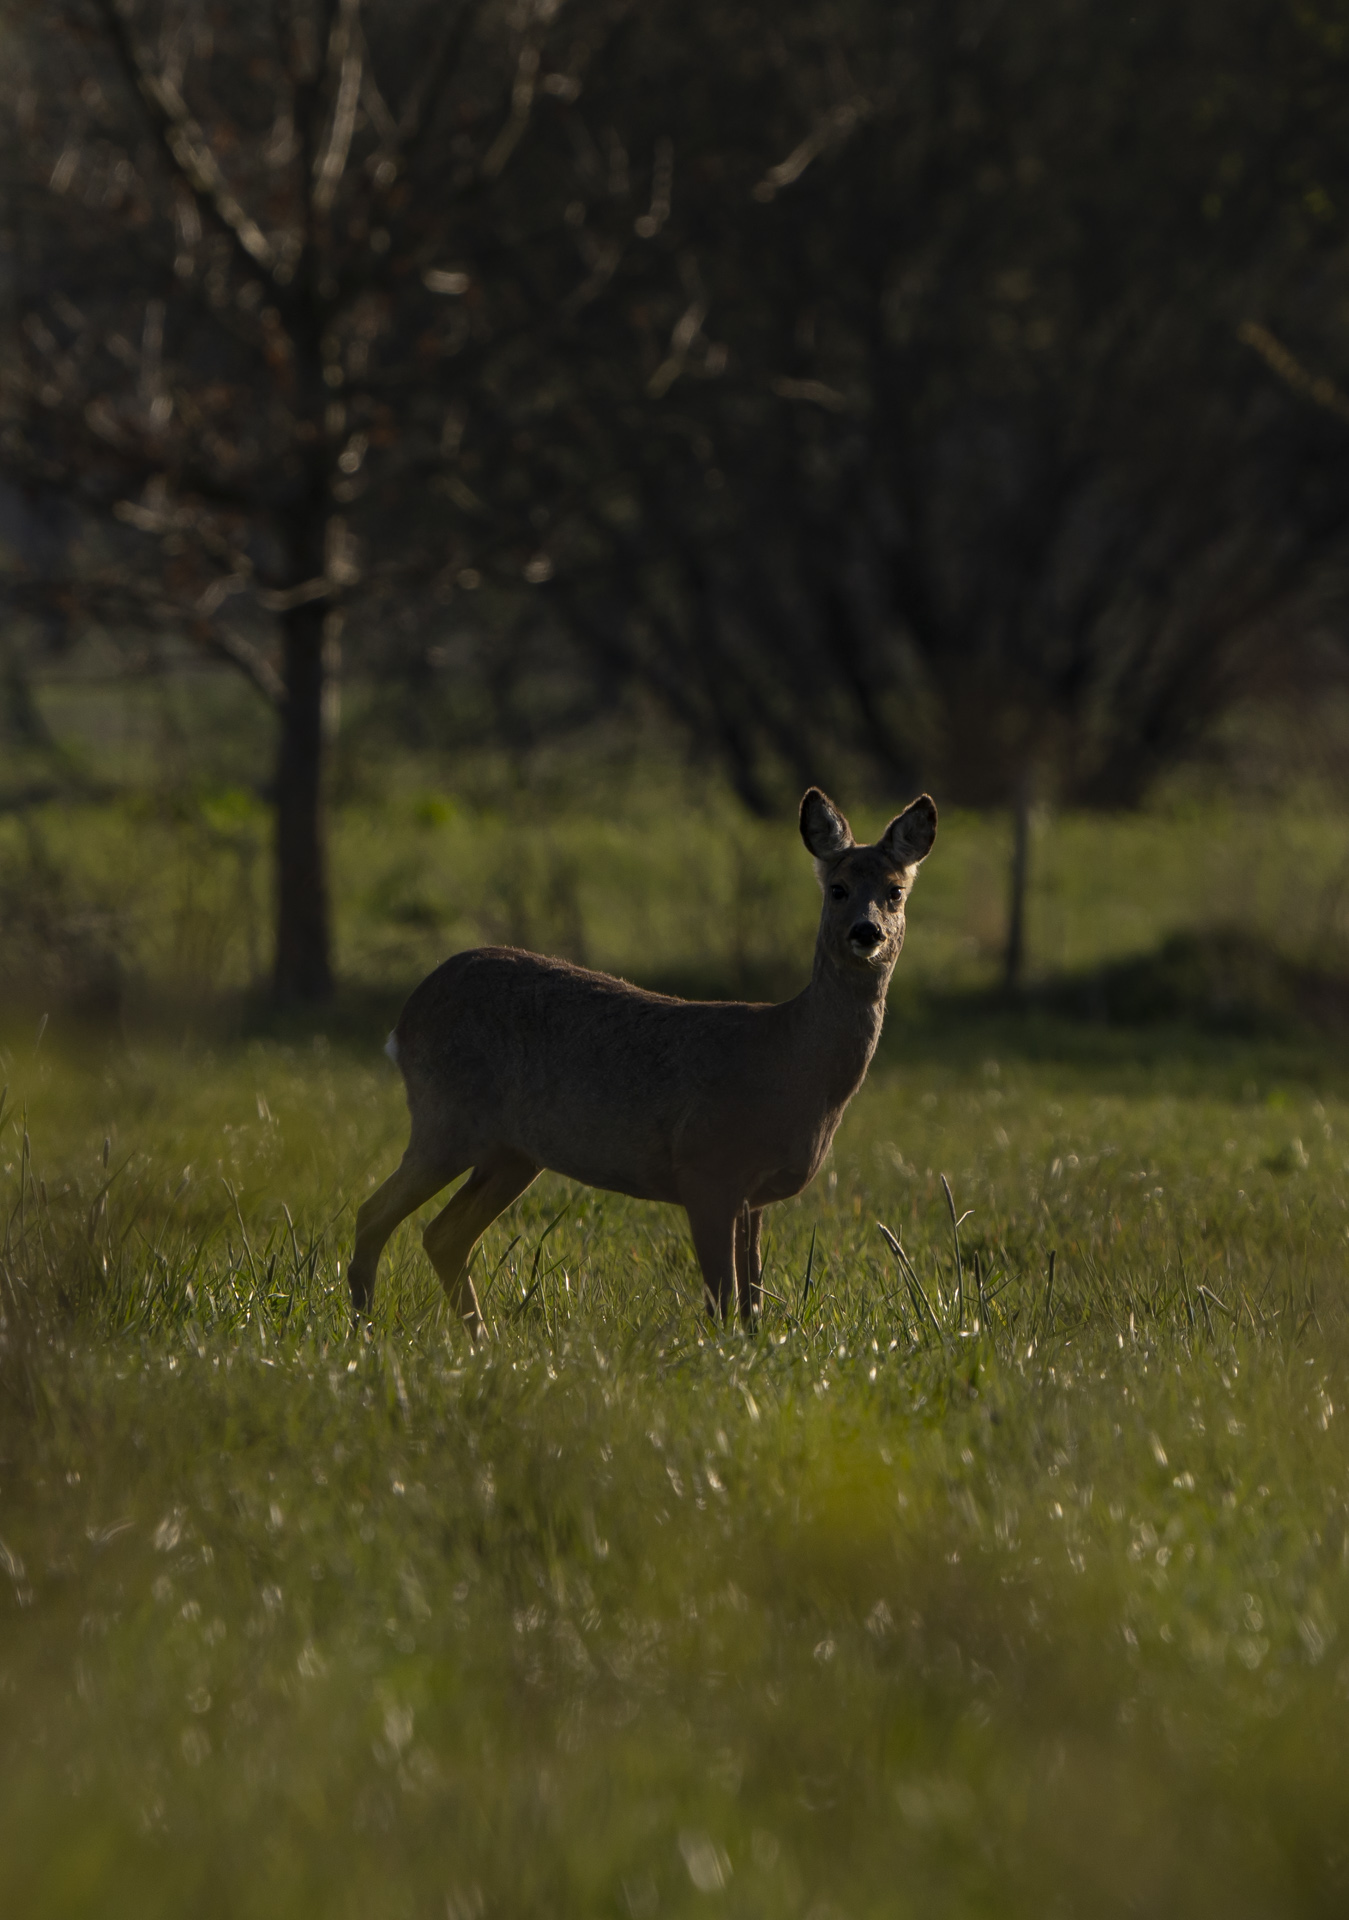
[848,920,883,953]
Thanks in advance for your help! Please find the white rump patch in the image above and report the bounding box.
[384,1030,399,1066]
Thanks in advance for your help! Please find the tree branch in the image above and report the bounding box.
[312,0,363,214]
[481,37,541,181]
[1239,321,1349,429]
[2,564,285,709]
[193,617,286,707]
[388,1,482,171]
[94,0,280,283]
[751,101,868,204]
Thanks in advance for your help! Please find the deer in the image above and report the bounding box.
[348,786,936,1332]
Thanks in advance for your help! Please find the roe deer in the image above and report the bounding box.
[349,786,936,1331]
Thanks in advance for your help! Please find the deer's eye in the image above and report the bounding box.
[888,885,904,905]
[830,883,848,902]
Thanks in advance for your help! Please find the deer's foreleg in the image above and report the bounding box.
[422,1146,539,1333]
[735,1205,763,1325]
[686,1195,740,1321]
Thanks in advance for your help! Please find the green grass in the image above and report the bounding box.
[9,736,1349,1017]
[5,783,1349,1914]
[4,1015,1349,1917]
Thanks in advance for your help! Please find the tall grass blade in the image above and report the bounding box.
[941,1173,964,1327]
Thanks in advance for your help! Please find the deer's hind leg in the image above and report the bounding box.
[735,1205,763,1325]
[422,1145,539,1333]
[350,1148,465,1319]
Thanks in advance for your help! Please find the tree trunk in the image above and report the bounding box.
[1,632,56,750]
[1003,772,1032,995]
[272,598,333,1003]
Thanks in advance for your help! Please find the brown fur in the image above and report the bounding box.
[349,788,937,1331]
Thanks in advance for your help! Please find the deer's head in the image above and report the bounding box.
[800,788,937,979]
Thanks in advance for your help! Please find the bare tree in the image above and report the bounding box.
[0,0,625,1000]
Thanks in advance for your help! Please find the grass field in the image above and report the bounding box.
[4,773,1349,1916]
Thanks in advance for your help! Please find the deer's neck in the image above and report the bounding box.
[797,942,891,1109]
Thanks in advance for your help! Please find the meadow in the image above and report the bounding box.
[4,737,1349,1916]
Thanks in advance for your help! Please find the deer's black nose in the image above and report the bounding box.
[849,920,882,949]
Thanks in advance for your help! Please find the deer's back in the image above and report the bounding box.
[393,946,801,1202]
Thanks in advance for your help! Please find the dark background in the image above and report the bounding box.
[5,0,1349,1002]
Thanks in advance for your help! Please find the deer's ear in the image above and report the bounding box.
[881,794,937,868]
[800,788,854,864]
